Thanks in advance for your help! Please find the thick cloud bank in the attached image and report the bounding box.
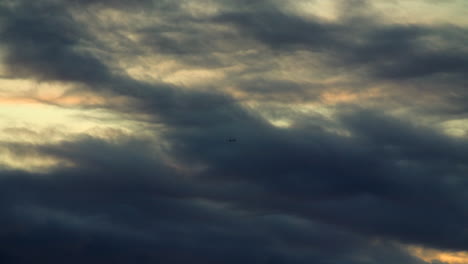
[0,0,467,263]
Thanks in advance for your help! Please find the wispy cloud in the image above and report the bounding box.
[1,0,468,263]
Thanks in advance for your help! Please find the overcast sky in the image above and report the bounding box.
[1,0,468,263]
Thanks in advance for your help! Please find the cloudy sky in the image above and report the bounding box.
[1,0,468,263]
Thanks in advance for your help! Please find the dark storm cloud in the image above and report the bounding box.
[214,12,341,50]
[0,135,428,264]
[0,1,113,83]
[2,109,466,262]
[138,25,234,68]
[1,0,468,263]
[214,10,468,80]
[165,109,468,251]
[101,78,253,127]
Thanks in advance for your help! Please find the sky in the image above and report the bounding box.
[0,0,468,263]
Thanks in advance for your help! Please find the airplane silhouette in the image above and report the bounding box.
[227,137,237,142]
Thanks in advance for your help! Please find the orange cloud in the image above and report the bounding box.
[409,246,468,264]
[0,94,116,106]
[320,88,382,104]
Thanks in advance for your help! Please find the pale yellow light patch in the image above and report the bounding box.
[0,77,110,106]
[374,0,468,26]
[286,0,468,26]
[287,0,340,21]
[0,147,72,173]
[163,68,226,86]
[1,103,89,130]
[0,78,39,95]
[260,102,354,137]
[0,103,147,172]
[409,246,468,264]
[180,0,221,18]
[270,119,293,128]
[0,103,141,142]
[0,94,107,106]
[439,119,468,137]
[287,102,335,119]
[124,57,182,82]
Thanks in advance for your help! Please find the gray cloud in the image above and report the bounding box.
[0,1,113,83]
[163,109,468,251]
[0,132,429,264]
[1,0,468,263]
[214,10,468,80]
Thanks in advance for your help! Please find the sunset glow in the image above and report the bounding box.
[1,0,467,263]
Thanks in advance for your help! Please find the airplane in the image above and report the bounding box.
[227,137,237,142]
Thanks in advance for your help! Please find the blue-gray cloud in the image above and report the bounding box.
[1,0,468,263]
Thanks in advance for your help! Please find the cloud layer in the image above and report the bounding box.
[1,0,467,263]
